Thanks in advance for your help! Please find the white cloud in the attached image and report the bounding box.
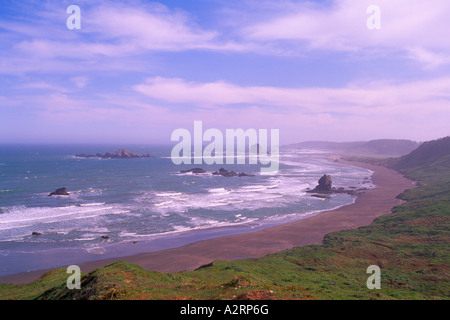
[3,75,449,143]
[407,47,450,69]
[85,4,217,51]
[133,76,450,115]
[3,0,449,76]
[241,0,450,66]
[70,77,89,89]
[130,75,450,142]
[0,1,247,76]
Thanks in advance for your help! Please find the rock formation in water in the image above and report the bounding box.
[212,168,255,177]
[180,167,255,177]
[310,174,332,193]
[307,174,367,196]
[180,168,207,174]
[76,149,151,159]
[48,187,70,196]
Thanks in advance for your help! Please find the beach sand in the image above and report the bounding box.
[0,160,414,284]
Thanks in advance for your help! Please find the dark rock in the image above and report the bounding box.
[101,235,109,239]
[48,187,70,196]
[307,174,367,196]
[311,194,330,199]
[180,168,207,174]
[238,172,255,177]
[32,232,42,236]
[212,168,255,177]
[212,168,237,177]
[76,149,151,159]
[309,174,332,193]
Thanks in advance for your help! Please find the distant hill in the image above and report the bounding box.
[350,139,421,157]
[390,136,450,169]
[288,139,421,157]
[388,136,450,182]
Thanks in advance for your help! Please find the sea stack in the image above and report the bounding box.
[48,187,70,196]
[311,174,332,193]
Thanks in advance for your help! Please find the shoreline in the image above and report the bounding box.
[0,160,414,284]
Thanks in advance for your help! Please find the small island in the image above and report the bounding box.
[76,149,151,159]
[48,187,70,196]
[180,168,207,174]
[306,174,367,197]
[180,167,255,177]
[212,168,255,177]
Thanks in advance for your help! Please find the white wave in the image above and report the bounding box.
[208,187,229,193]
[118,232,137,238]
[111,210,130,215]
[0,202,130,235]
[155,201,173,207]
[155,192,182,197]
[0,224,33,231]
[175,171,193,175]
[0,207,112,225]
[239,186,268,192]
[204,201,231,208]
[78,202,106,207]
[74,237,97,241]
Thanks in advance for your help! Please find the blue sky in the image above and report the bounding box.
[0,0,449,144]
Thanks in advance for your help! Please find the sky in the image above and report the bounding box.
[0,0,449,145]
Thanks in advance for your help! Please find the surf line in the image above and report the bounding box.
[171,121,279,174]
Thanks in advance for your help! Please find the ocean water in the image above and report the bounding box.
[0,144,374,276]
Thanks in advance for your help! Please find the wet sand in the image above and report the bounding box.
[0,160,414,284]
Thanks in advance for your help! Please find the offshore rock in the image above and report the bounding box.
[76,149,151,159]
[310,174,332,193]
[180,168,207,174]
[212,168,255,177]
[48,187,70,196]
[306,174,367,196]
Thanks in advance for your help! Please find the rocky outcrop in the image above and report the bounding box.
[180,168,255,177]
[310,174,332,193]
[76,149,151,159]
[306,175,367,196]
[213,168,238,177]
[212,168,255,177]
[180,168,207,174]
[237,172,255,177]
[48,187,70,196]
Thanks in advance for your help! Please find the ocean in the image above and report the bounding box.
[0,144,374,276]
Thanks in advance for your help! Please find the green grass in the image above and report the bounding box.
[1,147,449,300]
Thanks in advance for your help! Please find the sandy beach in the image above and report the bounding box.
[0,160,414,284]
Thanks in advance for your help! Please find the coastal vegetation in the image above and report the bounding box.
[0,137,448,300]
